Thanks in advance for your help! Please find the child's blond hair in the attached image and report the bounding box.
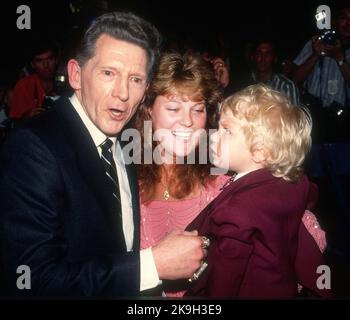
[221,84,312,182]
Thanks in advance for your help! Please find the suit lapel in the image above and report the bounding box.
[55,98,126,250]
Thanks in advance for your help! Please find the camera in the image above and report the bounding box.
[318,30,338,46]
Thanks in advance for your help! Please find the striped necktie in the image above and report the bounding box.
[100,138,122,213]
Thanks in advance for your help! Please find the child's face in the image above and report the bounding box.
[210,110,263,173]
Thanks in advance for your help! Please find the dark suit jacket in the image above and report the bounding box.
[186,169,331,298]
[0,97,140,297]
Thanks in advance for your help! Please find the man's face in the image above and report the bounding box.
[31,50,57,80]
[337,8,350,39]
[253,43,276,74]
[70,35,148,136]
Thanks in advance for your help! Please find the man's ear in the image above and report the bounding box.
[67,59,81,90]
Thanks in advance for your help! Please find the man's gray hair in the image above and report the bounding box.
[76,11,162,82]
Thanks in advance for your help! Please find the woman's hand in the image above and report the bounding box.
[211,57,230,88]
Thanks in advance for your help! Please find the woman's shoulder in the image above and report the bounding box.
[201,174,232,201]
[205,174,231,191]
[215,174,232,186]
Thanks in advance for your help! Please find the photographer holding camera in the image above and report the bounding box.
[293,4,350,109]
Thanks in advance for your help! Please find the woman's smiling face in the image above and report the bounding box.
[150,94,207,160]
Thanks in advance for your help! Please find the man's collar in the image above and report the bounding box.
[69,93,116,148]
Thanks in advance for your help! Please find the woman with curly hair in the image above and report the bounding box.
[135,51,228,296]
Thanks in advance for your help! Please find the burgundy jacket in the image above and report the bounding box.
[186,169,331,298]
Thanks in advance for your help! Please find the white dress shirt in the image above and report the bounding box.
[70,94,159,291]
[234,171,251,181]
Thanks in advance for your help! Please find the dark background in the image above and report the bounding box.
[0,0,344,83]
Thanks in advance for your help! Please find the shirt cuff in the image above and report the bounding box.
[140,248,161,291]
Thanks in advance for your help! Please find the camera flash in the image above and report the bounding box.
[337,109,343,116]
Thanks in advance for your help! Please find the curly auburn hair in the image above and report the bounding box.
[135,51,223,203]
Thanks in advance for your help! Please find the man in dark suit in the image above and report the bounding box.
[0,12,204,297]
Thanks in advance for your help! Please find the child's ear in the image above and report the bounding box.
[252,144,268,163]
